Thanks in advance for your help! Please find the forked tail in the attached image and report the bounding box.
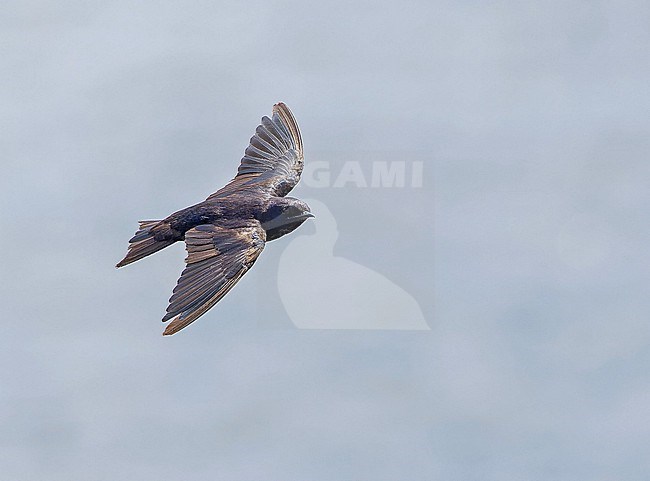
[116,220,174,268]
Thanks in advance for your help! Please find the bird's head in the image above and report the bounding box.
[260,197,314,241]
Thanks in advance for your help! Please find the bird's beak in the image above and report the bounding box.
[288,212,314,221]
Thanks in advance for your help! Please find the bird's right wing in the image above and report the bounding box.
[207,102,304,199]
[161,222,266,335]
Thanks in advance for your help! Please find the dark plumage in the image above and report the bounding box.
[116,103,313,335]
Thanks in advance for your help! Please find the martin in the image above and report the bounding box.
[117,103,313,335]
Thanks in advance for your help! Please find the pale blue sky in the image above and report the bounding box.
[1,1,649,480]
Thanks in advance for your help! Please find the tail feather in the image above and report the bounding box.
[116,220,173,268]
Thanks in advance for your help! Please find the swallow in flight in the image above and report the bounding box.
[117,103,313,335]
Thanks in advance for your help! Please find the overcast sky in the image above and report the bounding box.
[2,1,649,480]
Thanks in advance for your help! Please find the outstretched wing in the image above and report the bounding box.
[208,102,304,199]
[162,223,266,335]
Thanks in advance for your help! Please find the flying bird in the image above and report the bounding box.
[116,103,313,335]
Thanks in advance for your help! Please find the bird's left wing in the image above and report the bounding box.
[207,102,304,199]
[161,222,266,335]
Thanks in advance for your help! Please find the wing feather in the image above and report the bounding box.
[162,223,266,335]
[207,103,304,199]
